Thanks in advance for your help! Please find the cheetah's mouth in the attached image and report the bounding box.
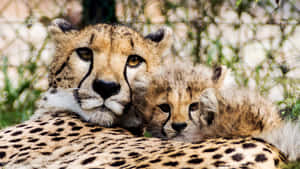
[74,88,127,116]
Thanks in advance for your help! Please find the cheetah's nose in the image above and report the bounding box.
[93,80,120,100]
[171,122,187,132]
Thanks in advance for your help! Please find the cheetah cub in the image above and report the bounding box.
[131,61,300,161]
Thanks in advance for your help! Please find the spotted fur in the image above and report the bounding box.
[0,111,287,168]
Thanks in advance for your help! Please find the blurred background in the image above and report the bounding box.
[0,0,299,129]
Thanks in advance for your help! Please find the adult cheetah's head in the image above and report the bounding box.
[47,19,172,126]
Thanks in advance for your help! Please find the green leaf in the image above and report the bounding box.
[236,0,243,6]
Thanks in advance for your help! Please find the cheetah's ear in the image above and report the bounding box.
[212,66,227,88]
[145,27,173,54]
[48,18,76,42]
[199,88,218,125]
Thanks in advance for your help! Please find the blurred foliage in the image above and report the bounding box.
[0,56,42,129]
[283,161,300,169]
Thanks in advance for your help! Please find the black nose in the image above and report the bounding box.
[171,122,187,132]
[92,80,120,100]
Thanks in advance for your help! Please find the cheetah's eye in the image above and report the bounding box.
[127,54,145,68]
[189,102,199,112]
[76,47,93,61]
[158,104,171,113]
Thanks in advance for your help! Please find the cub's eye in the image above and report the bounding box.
[189,102,199,112]
[76,47,93,61]
[158,104,171,113]
[127,54,145,68]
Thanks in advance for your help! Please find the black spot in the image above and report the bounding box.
[9,138,21,143]
[90,128,102,132]
[225,148,235,154]
[51,137,66,141]
[240,167,250,169]
[11,131,23,136]
[15,158,26,163]
[20,146,31,151]
[232,140,246,144]
[263,148,272,153]
[0,146,8,149]
[162,149,175,154]
[169,151,186,157]
[0,151,6,159]
[190,154,198,158]
[213,161,226,167]
[136,138,147,142]
[128,152,140,158]
[136,164,150,169]
[39,122,48,125]
[16,124,27,128]
[56,128,64,132]
[216,141,226,144]
[4,130,11,134]
[274,159,279,166]
[190,145,204,149]
[255,154,267,162]
[68,122,76,126]
[81,156,96,165]
[48,132,60,137]
[29,128,43,133]
[53,120,65,125]
[203,147,218,152]
[40,132,48,136]
[36,143,47,146]
[242,143,257,149]
[84,142,94,147]
[13,144,23,148]
[187,158,204,164]
[212,154,223,159]
[135,157,148,162]
[149,158,161,163]
[18,152,29,157]
[163,161,178,166]
[110,160,126,166]
[72,126,83,131]
[68,133,80,136]
[41,152,52,155]
[28,138,39,142]
[232,153,243,161]
[110,151,120,154]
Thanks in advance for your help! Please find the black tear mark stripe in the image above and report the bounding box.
[78,54,94,88]
[55,56,70,75]
[89,33,95,45]
[161,90,171,136]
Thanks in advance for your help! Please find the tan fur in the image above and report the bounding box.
[36,19,172,127]
[131,62,282,142]
[0,111,287,169]
[195,88,282,139]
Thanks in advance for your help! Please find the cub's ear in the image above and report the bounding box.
[145,27,173,54]
[48,18,75,42]
[212,66,227,88]
[199,88,218,126]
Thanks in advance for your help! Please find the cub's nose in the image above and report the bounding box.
[171,122,187,132]
[92,80,120,100]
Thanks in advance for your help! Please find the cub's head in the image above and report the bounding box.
[133,62,226,141]
[47,19,172,126]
